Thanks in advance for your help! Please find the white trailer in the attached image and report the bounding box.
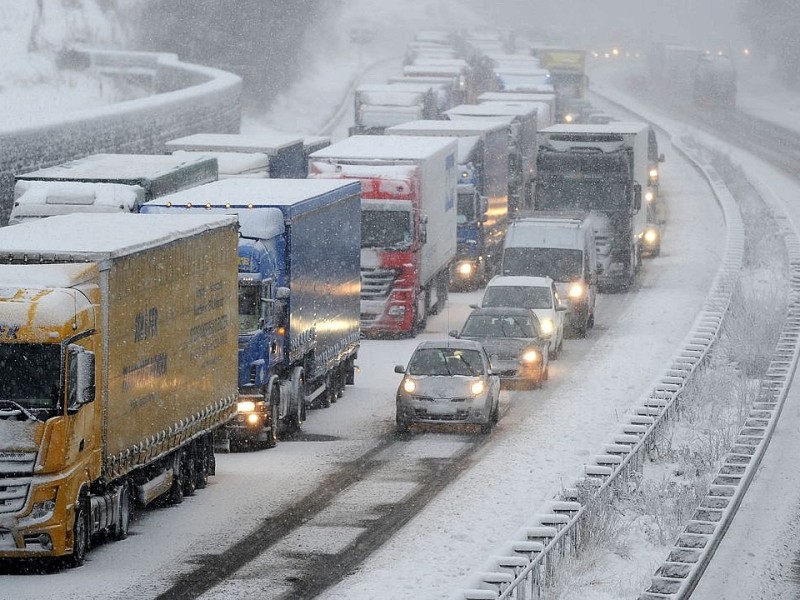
[309,135,458,336]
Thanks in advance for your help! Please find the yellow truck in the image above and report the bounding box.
[0,213,239,566]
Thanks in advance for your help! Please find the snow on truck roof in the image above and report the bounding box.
[0,213,237,261]
[17,154,216,183]
[310,135,457,161]
[144,179,360,227]
[542,122,649,135]
[386,120,508,135]
[170,151,269,175]
[446,103,538,118]
[165,133,303,153]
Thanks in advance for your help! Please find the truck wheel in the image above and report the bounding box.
[112,481,132,541]
[182,450,197,497]
[67,499,90,568]
[265,387,280,448]
[345,359,356,385]
[168,453,185,505]
[195,439,211,488]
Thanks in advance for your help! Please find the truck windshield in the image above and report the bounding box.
[535,177,629,212]
[238,284,261,333]
[457,192,477,224]
[362,209,412,249]
[0,344,62,410]
[503,248,583,281]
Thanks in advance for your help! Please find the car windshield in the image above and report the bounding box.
[502,247,583,281]
[0,343,62,410]
[457,191,477,223]
[482,285,553,309]
[407,348,484,376]
[238,283,261,333]
[461,314,537,338]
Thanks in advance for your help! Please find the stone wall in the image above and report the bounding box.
[0,49,242,224]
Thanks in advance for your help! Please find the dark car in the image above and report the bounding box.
[450,307,549,389]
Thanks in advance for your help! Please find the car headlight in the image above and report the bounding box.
[568,282,586,299]
[471,380,485,395]
[521,349,540,363]
[457,261,474,276]
[540,318,554,336]
[237,400,256,413]
[644,228,659,244]
[403,378,416,394]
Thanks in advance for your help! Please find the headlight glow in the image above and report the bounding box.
[403,378,416,394]
[644,228,659,244]
[521,349,540,363]
[568,282,586,299]
[237,400,256,413]
[564,113,574,123]
[471,380,485,395]
[540,318,554,335]
[649,168,659,179]
[645,190,655,202]
[457,261,474,276]
[247,413,260,425]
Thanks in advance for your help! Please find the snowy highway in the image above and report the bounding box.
[0,72,727,597]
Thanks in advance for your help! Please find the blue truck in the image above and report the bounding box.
[386,119,509,288]
[141,178,361,448]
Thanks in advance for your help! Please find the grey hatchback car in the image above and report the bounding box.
[394,339,500,433]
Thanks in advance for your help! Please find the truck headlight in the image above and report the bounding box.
[471,380,485,395]
[388,305,406,316]
[644,228,659,244]
[649,168,659,180]
[30,499,56,520]
[521,349,540,363]
[568,282,586,300]
[645,190,655,203]
[403,378,416,394]
[237,400,256,413]
[564,113,574,123]
[540,318,554,336]
[457,261,474,276]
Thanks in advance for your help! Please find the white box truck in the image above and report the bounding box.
[309,135,457,337]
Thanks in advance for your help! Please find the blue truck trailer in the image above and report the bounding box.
[386,119,509,288]
[141,178,361,448]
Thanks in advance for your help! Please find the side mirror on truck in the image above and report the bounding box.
[67,345,95,412]
[633,183,642,212]
[419,214,428,244]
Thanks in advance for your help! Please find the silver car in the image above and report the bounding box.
[395,339,500,434]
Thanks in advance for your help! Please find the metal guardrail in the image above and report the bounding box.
[640,174,800,599]
[455,127,745,599]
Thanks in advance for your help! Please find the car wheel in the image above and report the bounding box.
[396,415,410,434]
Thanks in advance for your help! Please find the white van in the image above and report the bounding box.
[501,213,597,336]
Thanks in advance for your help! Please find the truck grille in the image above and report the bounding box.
[361,267,398,300]
[0,451,36,514]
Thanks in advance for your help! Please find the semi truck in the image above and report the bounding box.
[165,133,307,179]
[141,179,361,448]
[385,119,509,289]
[9,154,218,224]
[502,213,597,336]
[0,213,239,565]
[351,84,439,135]
[532,48,588,102]
[534,123,648,290]
[309,135,458,337]
[445,102,538,213]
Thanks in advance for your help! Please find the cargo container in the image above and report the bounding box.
[142,179,361,447]
[10,154,218,224]
[0,213,239,565]
[310,135,457,337]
